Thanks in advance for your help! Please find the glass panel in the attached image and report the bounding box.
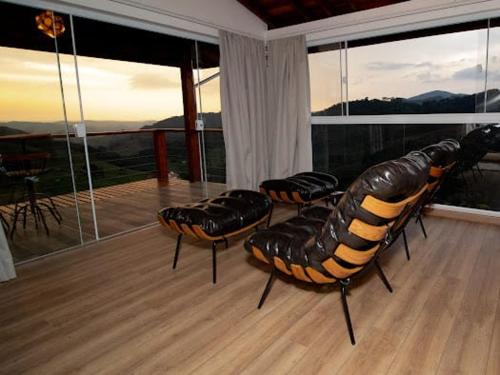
[347,29,488,114]
[486,19,500,112]
[0,2,88,262]
[312,124,500,211]
[195,41,226,183]
[309,43,343,115]
[69,16,191,237]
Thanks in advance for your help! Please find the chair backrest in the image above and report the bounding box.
[420,139,460,203]
[306,151,430,282]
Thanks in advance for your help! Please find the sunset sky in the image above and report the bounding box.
[310,28,500,111]
[0,46,220,123]
[1,27,500,122]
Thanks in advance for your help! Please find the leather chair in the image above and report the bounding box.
[244,151,430,345]
[413,139,461,241]
[158,190,272,284]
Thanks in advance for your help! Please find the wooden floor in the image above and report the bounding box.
[3,178,226,263]
[1,207,499,374]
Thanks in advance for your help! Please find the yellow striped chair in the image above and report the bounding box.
[244,151,431,345]
[415,139,461,240]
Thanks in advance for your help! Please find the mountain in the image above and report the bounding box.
[406,90,467,103]
[0,120,156,134]
[313,89,500,116]
[143,112,222,129]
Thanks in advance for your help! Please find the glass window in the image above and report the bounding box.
[309,43,343,115]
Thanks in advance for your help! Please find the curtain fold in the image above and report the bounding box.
[219,31,269,190]
[0,225,16,282]
[267,35,312,178]
[219,31,312,189]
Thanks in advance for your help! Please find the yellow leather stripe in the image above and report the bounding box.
[305,267,336,284]
[428,181,439,191]
[322,257,363,279]
[169,220,183,233]
[252,246,270,264]
[429,166,444,178]
[291,264,312,282]
[360,184,428,219]
[291,192,306,203]
[334,243,380,266]
[348,218,387,241]
[274,257,292,275]
[279,191,294,203]
[180,223,198,238]
[269,190,281,202]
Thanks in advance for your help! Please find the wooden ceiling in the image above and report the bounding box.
[237,0,409,29]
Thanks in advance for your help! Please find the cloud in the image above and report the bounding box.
[130,73,179,90]
[416,72,445,83]
[365,62,414,70]
[452,65,483,80]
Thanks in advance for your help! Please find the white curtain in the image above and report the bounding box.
[0,224,16,282]
[267,35,312,178]
[219,31,269,190]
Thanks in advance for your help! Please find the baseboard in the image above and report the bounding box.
[425,204,500,226]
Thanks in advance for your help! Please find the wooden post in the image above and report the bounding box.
[153,130,169,184]
[180,53,202,182]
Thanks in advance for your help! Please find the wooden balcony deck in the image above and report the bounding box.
[2,177,227,263]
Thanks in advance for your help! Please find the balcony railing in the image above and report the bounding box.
[0,128,226,207]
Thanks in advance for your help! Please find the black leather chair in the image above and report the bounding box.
[259,172,341,218]
[245,151,430,345]
[413,139,461,241]
[158,190,272,284]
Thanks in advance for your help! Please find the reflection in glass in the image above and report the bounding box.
[312,123,500,211]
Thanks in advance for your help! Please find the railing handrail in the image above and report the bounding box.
[0,127,223,141]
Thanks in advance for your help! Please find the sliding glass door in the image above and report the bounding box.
[0,2,97,262]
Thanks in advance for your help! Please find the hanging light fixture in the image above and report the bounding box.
[35,10,65,38]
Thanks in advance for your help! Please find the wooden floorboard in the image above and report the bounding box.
[4,178,226,263]
[0,210,499,374]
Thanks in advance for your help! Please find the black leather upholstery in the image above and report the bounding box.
[245,152,430,283]
[159,190,272,237]
[260,171,339,202]
[421,139,461,169]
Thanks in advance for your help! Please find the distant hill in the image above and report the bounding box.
[313,89,500,115]
[143,112,222,129]
[407,90,467,103]
[0,120,155,134]
[0,126,26,136]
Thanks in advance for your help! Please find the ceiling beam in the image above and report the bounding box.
[291,0,312,21]
[237,0,276,28]
[317,0,334,17]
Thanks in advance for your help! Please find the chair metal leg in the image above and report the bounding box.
[172,233,183,269]
[402,229,410,261]
[258,267,276,309]
[340,280,356,345]
[36,206,49,235]
[10,203,21,239]
[476,164,483,178]
[374,259,393,293]
[417,215,427,239]
[212,241,217,284]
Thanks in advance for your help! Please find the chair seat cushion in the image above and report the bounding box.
[260,172,339,202]
[159,190,272,237]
